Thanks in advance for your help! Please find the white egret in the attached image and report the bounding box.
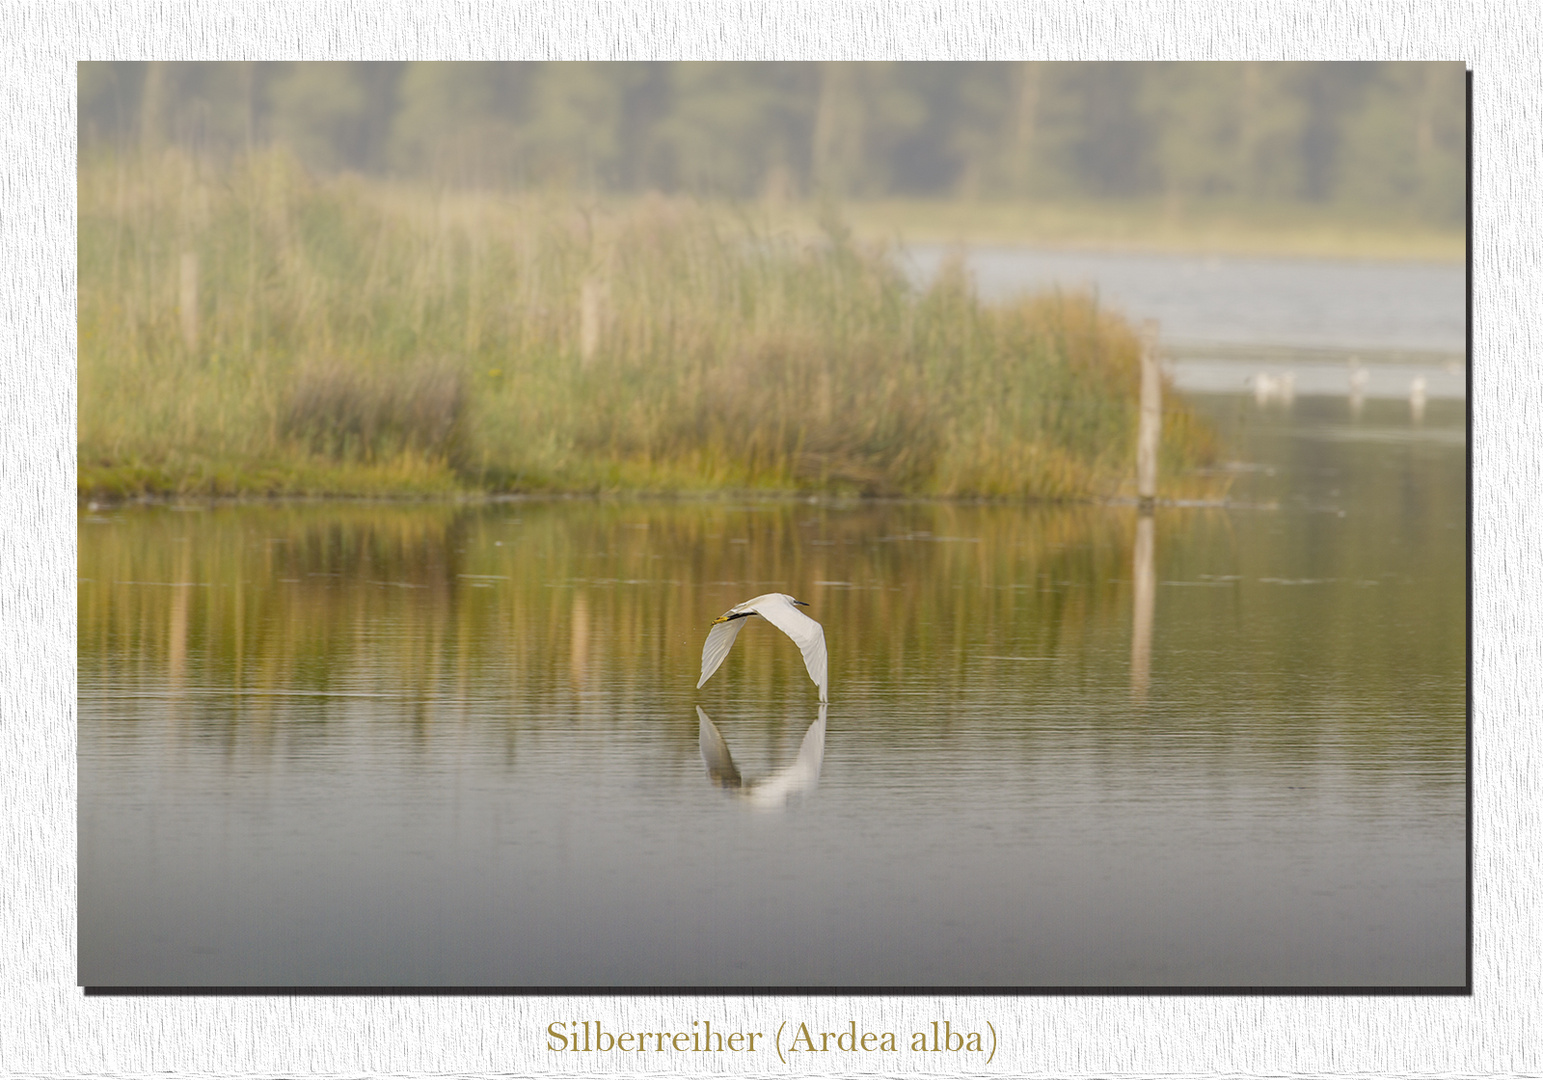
[697,593,828,702]
[1251,371,1295,407]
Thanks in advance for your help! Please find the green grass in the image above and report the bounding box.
[79,149,1225,502]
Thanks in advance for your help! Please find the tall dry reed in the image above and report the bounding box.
[79,148,1221,500]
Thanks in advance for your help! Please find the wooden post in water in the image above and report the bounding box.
[1137,319,1161,511]
[1132,320,1160,701]
[179,251,199,353]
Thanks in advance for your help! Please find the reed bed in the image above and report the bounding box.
[79,149,1222,501]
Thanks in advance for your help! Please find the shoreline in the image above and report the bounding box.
[765,198,1465,265]
[79,488,1227,511]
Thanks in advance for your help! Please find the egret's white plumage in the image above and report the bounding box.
[697,592,828,702]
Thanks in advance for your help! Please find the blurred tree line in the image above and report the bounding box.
[80,61,1465,223]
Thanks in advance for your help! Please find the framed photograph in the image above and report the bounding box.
[76,59,1467,993]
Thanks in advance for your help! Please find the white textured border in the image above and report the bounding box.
[5,3,1537,1077]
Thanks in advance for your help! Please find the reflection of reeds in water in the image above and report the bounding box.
[81,505,464,732]
[79,501,1137,736]
[80,496,1464,770]
[569,592,590,689]
[79,149,1223,501]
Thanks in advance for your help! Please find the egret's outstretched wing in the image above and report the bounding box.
[754,595,829,702]
[697,616,747,689]
[696,706,742,788]
[745,704,827,809]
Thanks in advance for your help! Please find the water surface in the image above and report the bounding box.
[78,396,1466,987]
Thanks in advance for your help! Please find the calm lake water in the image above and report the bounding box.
[78,391,1466,987]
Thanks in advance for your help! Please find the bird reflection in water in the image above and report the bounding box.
[696,705,826,809]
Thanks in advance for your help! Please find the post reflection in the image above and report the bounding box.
[1131,511,1155,702]
[1349,365,1369,419]
[569,591,591,688]
[696,705,826,810]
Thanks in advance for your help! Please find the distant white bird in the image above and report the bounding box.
[1252,371,1295,407]
[697,593,828,702]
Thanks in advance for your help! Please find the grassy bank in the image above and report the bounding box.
[79,150,1223,502]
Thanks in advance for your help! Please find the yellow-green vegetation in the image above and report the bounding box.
[77,500,1150,711]
[79,150,1222,502]
[80,497,1466,746]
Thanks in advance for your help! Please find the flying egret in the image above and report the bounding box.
[697,593,828,702]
